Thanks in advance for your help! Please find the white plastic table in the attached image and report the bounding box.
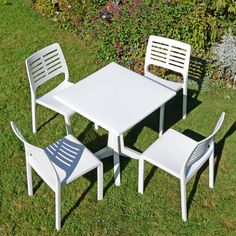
[54,62,176,186]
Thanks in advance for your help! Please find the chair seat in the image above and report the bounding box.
[145,72,183,92]
[45,135,101,186]
[141,129,198,179]
[37,81,75,117]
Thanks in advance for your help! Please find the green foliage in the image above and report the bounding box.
[82,1,217,70]
[34,0,54,16]
[33,0,111,31]
[81,0,235,79]
[216,0,236,14]
[33,0,235,79]
[0,0,12,4]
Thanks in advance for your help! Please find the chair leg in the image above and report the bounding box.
[180,179,187,222]
[209,148,214,189]
[26,161,33,196]
[159,105,165,137]
[182,90,187,120]
[138,158,144,194]
[55,190,61,231]
[97,164,103,200]
[32,102,37,134]
[64,115,72,135]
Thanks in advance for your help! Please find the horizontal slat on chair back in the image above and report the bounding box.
[145,36,191,78]
[26,144,59,190]
[187,137,212,166]
[26,43,68,89]
[187,112,225,167]
[11,122,59,190]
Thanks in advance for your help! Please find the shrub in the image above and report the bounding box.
[33,0,110,31]
[216,0,236,14]
[82,1,220,70]
[212,29,236,84]
[33,0,236,85]
[34,0,54,16]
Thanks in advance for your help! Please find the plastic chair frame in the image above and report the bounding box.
[144,35,191,119]
[138,112,225,221]
[25,43,74,134]
[11,121,103,231]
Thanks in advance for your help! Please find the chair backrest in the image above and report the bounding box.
[25,43,69,92]
[144,35,191,84]
[186,112,225,167]
[10,122,59,190]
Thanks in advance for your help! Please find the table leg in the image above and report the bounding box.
[95,132,114,159]
[107,131,113,148]
[112,133,121,186]
[159,104,165,137]
[96,132,144,186]
[120,134,141,159]
[95,147,113,159]
[94,123,99,130]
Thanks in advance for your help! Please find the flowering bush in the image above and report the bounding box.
[33,0,236,83]
[33,0,110,31]
[83,0,217,71]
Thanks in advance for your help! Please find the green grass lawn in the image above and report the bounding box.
[0,0,236,235]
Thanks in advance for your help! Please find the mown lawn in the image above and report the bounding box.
[0,0,236,235]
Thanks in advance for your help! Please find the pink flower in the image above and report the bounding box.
[114,42,123,51]
[133,0,141,6]
[127,6,133,11]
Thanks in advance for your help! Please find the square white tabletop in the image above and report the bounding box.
[54,62,176,136]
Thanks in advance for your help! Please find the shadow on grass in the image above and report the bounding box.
[76,122,131,195]
[61,155,131,228]
[214,121,236,181]
[61,182,94,227]
[184,121,236,216]
[37,113,59,132]
[33,179,44,194]
[102,156,130,196]
[124,91,201,151]
[142,128,205,192]
[144,166,158,191]
[141,121,235,217]
[125,56,206,146]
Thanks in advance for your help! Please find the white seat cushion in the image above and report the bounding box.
[37,81,75,117]
[142,129,197,179]
[45,135,102,185]
[145,72,183,92]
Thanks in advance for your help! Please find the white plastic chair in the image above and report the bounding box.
[144,35,191,119]
[25,43,75,134]
[11,121,103,231]
[138,112,225,221]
